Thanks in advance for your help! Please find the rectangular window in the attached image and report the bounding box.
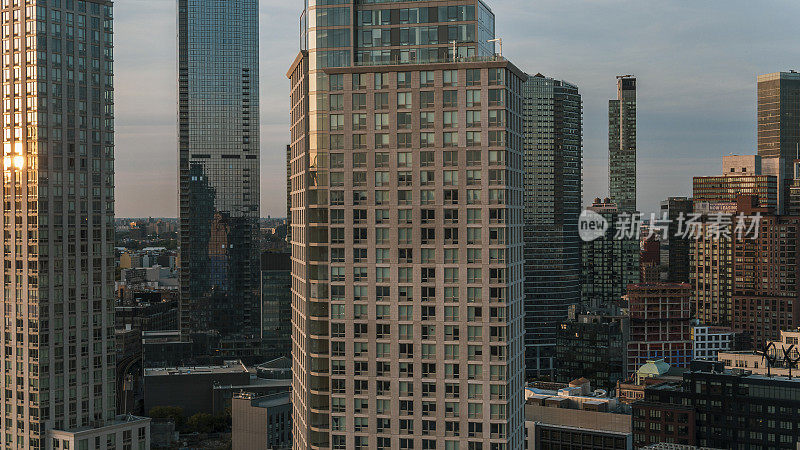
[398,132,412,148]
[353,152,366,167]
[329,94,343,110]
[421,151,435,167]
[443,69,458,86]
[488,89,504,106]
[443,90,458,108]
[352,73,367,89]
[397,112,411,130]
[397,71,412,88]
[352,113,367,130]
[443,132,457,147]
[420,111,435,128]
[466,110,481,127]
[420,70,434,87]
[466,131,481,147]
[375,133,389,148]
[352,93,366,109]
[466,89,481,106]
[374,92,389,109]
[420,90,435,108]
[375,72,389,89]
[397,91,412,109]
[466,68,481,86]
[329,114,344,131]
[397,152,412,167]
[443,111,458,128]
[420,132,435,148]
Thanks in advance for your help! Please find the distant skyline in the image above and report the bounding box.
[114,0,800,218]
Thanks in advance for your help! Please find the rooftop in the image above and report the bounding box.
[144,360,247,377]
[51,414,150,435]
[758,71,800,82]
[234,391,291,409]
[639,359,671,377]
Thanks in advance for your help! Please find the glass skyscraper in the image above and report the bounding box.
[758,71,800,166]
[288,1,526,449]
[758,71,800,205]
[521,74,582,378]
[609,75,636,213]
[178,0,261,355]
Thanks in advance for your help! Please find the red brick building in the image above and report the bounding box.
[732,208,800,346]
[640,236,661,283]
[626,283,693,374]
[632,394,696,448]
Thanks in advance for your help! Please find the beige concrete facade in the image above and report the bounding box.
[719,329,800,376]
[232,392,291,450]
[48,415,150,450]
[290,60,527,450]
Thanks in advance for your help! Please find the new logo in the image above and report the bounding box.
[578,210,608,242]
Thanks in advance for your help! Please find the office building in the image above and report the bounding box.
[288,1,526,448]
[232,392,292,450]
[521,74,582,377]
[626,283,693,375]
[260,251,291,361]
[732,208,800,345]
[524,379,632,450]
[609,75,637,212]
[0,1,153,448]
[694,154,782,213]
[633,360,800,449]
[659,197,692,282]
[581,198,640,309]
[788,159,800,215]
[757,71,800,189]
[693,175,778,213]
[555,307,629,391]
[178,0,261,354]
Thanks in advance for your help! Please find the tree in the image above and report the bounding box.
[186,413,215,433]
[211,408,231,432]
[148,406,185,428]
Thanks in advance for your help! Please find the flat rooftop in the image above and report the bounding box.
[52,415,150,434]
[144,360,247,377]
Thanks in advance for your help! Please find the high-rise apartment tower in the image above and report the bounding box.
[609,75,636,212]
[0,1,150,448]
[581,198,640,309]
[177,0,261,354]
[521,74,582,377]
[288,1,526,448]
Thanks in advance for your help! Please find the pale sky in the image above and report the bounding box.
[113,0,800,218]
